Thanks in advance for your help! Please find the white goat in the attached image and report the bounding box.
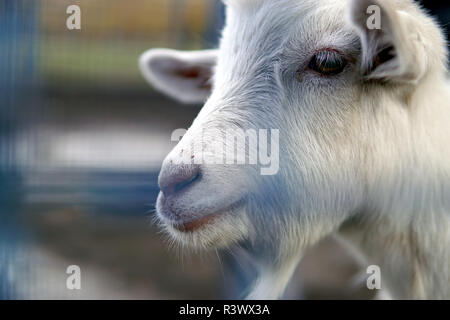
[140,0,450,299]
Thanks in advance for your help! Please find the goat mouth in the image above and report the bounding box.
[170,200,245,233]
[172,213,220,232]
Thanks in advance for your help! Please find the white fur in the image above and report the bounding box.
[139,49,217,104]
[140,0,450,299]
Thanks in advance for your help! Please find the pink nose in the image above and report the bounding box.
[158,163,201,196]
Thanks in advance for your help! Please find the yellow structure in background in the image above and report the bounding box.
[38,0,215,87]
[41,0,212,40]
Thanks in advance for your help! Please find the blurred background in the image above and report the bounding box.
[0,0,449,299]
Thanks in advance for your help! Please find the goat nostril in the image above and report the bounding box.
[159,165,201,196]
[174,171,201,193]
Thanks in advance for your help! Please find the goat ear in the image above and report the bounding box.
[350,0,426,83]
[139,49,217,104]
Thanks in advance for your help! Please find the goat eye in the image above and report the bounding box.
[308,50,347,76]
